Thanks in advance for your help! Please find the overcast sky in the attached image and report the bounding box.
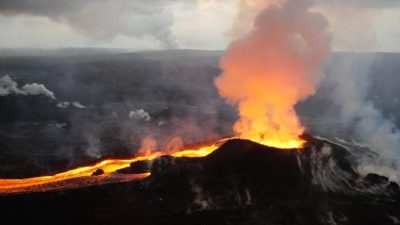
[0,0,399,52]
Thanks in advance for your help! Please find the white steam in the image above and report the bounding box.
[129,109,151,122]
[85,134,102,159]
[328,55,400,160]
[0,75,56,99]
[327,54,400,181]
[57,101,87,109]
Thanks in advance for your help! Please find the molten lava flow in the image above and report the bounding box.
[0,140,224,194]
[215,0,331,148]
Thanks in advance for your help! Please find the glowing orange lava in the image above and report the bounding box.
[0,140,224,195]
[215,0,330,149]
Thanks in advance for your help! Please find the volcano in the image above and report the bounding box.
[1,135,399,225]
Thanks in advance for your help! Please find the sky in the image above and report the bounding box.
[0,0,399,52]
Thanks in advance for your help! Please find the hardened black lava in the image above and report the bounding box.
[0,135,399,225]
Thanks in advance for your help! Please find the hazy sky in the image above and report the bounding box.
[0,0,399,51]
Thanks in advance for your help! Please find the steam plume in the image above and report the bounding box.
[57,101,87,109]
[0,75,56,99]
[129,109,151,122]
[215,0,331,148]
[328,54,400,179]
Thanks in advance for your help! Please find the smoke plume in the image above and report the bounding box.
[327,54,400,179]
[57,101,87,109]
[129,109,151,122]
[316,0,400,178]
[229,0,278,37]
[215,0,331,148]
[0,75,56,99]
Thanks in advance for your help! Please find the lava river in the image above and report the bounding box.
[0,140,226,195]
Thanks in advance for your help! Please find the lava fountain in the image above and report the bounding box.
[0,0,332,195]
[215,0,331,148]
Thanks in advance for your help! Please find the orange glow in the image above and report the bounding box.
[0,0,331,195]
[171,143,220,158]
[216,0,330,149]
[0,140,225,195]
[232,97,306,149]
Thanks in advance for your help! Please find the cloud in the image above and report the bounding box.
[318,0,400,8]
[0,0,399,51]
[0,0,180,48]
[170,0,235,50]
[0,75,56,99]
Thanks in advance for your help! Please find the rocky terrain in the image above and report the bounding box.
[1,135,399,225]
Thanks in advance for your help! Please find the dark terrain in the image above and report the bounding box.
[1,50,400,225]
[0,50,232,178]
[1,136,399,225]
[1,50,400,178]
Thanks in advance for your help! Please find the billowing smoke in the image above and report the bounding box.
[229,0,279,37]
[215,0,331,148]
[314,0,400,179]
[327,54,400,180]
[0,75,56,99]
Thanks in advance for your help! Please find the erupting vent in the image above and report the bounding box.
[215,0,330,148]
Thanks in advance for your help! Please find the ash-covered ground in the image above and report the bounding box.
[0,136,399,225]
[1,49,400,179]
[1,49,400,225]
